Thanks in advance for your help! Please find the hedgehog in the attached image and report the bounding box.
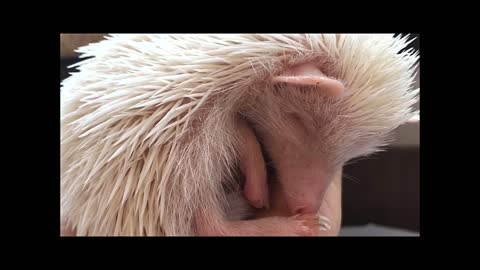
[60,34,419,236]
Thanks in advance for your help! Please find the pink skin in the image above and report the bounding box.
[195,120,331,236]
[258,114,338,216]
[195,119,343,236]
[254,168,343,236]
[196,63,344,236]
[238,119,269,209]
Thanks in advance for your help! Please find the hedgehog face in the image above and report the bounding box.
[240,59,416,215]
[238,63,344,214]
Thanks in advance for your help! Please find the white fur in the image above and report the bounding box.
[61,34,419,236]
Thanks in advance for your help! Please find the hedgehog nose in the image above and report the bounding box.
[276,164,336,216]
[287,187,326,215]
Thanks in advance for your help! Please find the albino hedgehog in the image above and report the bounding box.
[61,34,419,236]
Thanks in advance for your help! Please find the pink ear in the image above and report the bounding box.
[272,62,344,98]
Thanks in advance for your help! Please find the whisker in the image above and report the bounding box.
[342,173,361,184]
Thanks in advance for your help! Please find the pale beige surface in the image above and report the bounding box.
[340,224,419,236]
[392,121,419,147]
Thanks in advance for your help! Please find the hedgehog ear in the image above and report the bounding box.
[272,62,345,98]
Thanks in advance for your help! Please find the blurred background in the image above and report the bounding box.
[60,34,420,236]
